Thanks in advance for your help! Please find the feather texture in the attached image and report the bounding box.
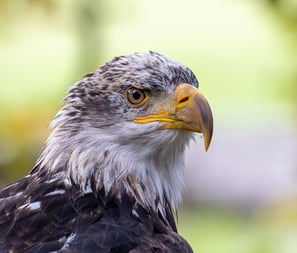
[0,52,201,252]
[0,169,193,252]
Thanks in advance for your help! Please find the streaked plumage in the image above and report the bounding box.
[0,52,213,253]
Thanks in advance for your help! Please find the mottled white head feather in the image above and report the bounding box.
[36,52,199,216]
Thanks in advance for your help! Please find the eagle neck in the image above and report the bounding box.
[36,124,191,221]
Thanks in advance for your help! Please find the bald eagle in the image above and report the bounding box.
[0,52,213,253]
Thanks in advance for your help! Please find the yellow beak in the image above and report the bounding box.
[134,83,213,151]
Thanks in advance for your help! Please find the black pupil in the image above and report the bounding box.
[132,90,141,100]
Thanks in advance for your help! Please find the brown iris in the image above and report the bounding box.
[126,87,147,106]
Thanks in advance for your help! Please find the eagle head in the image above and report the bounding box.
[37,51,213,215]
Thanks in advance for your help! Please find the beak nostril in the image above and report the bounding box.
[179,96,189,104]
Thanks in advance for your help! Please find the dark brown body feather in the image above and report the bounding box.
[0,167,193,253]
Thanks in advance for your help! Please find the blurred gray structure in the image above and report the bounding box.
[184,111,297,210]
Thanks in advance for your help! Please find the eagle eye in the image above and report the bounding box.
[126,87,147,106]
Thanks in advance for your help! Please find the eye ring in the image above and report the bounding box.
[126,86,148,106]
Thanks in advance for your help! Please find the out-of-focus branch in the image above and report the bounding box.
[264,0,297,32]
[73,0,106,75]
[263,0,297,107]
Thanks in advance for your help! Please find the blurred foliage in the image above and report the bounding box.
[179,203,297,253]
[265,0,297,29]
[0,0,108,182]
[263,0,297,110]
[72,0,106,74]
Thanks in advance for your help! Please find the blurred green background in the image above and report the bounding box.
[0,0,297,252]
